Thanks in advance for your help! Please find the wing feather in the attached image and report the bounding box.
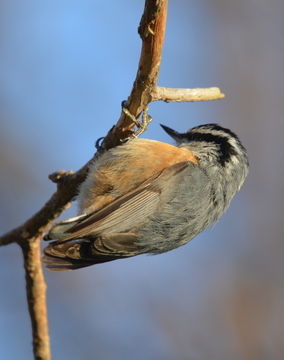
[43,161,197,270]
[49,161,190,242]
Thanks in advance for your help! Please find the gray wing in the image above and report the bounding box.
[49,161,191,242]
[43,161,200,270]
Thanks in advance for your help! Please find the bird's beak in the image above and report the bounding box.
[160,124,183,141]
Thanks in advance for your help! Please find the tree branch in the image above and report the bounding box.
[102,0,168,149]
[152,86,225,102]
[21,240,51,360]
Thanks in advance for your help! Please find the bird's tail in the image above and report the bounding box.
[43,239,122,271]
[43,214,98,270]
[43,240,96,271]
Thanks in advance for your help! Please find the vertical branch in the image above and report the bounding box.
[103,0,168,149]
[130,0,168,115]
[21,239,51,360]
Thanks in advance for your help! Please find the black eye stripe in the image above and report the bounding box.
[185,132,238,166]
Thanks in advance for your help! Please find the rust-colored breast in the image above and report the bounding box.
[79,139,198,213]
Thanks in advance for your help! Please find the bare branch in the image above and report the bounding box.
[102,0,168,149]
[0,228,18,246]
[21,240,51,360]
[0,162,90,247]
[152,86,225,102]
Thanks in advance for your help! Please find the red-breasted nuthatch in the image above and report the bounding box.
[43,123,249,270]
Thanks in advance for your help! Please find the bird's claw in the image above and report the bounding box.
[122,105,152,138]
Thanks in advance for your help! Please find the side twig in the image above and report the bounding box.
[152,86,225,102]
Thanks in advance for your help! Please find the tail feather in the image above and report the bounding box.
[43,239,126,271]
[42,255,94,271]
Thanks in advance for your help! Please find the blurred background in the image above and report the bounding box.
[0,0,283,359]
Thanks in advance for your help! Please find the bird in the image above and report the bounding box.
[43,123,249,270]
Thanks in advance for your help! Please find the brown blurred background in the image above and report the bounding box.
[0,0,284,359]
